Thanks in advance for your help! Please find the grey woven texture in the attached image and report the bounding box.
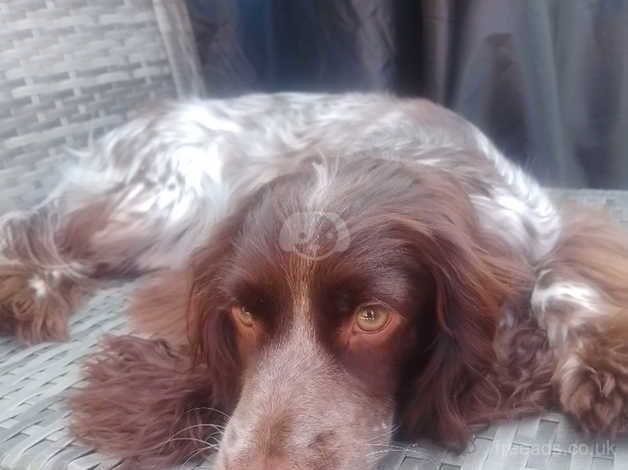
[0,283,215,470]
[0,0,177,213]
[0,190,627,470]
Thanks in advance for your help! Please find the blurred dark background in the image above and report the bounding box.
[185,0,628,189]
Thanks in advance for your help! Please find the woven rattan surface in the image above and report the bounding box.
[0,283,215,470]
[0,190,627,470]
[0,0,177,213]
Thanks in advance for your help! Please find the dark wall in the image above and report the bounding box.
[186,0,628,189]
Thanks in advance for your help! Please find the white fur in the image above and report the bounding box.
[28,277,47,298]
[469,127,561,259]
[531,272,602,347]
[471,190,534,258]
[2,92,565,288]
[556,354,585,392]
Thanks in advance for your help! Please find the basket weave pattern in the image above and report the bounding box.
[0,0,176,213]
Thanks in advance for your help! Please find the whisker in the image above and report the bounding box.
[170,422,227,438]
[183,406,232,421]
[366,423,399,444]
[364,442,409,455]
[131,420,225,458]
[182,443,219,466]
[168,436,222,447]
[365,448,406,458]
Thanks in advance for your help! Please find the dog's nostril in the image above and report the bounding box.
[306,431,339,465]
[310,430,337,449]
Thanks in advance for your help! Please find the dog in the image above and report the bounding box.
[1,93,627,469]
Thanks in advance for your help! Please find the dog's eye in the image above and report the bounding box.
[354,305,390,332]
[232,305,255,327]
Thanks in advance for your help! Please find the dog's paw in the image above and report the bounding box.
[556,345,628,435]
[0,265,76,344]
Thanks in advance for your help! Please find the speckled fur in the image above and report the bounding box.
[1,93,627,468]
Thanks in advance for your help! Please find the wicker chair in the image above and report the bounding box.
[0,2,627,469]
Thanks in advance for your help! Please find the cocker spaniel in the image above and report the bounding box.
[1,93,627,469]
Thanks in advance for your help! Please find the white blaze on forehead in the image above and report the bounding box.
[278,210,350,262]
[305,157,338,210]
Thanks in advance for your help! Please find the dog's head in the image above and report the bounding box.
[186,155,526,469]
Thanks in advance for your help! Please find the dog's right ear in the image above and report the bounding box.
[130,268,194,346]
[71,220,246,467]
[70,335,219,468]
[131,247,241,410]
[186,223,242,406]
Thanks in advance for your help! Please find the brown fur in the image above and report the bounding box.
[392,198,536,447]
[70,213,248,467]
[538,205,628,435]
[4,152,628,466]
[0,208,84,342]
[0,195,152,342]
[0,263,85,343]
[129,269,192,346]
[70,335,227,469]
[70,161,557,467]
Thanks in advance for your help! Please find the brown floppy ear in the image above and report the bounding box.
[132,211,247,406]
[70,336,220,469]
[71,219,245,466]
[395,180,532,449]
[185,224,243,407]
[129,268,194,346]
[70,268,221,467]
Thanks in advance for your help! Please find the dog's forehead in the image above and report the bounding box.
[230,187,426,298]
[223,157,435,336]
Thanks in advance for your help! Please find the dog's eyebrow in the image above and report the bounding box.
[224,277,280,308]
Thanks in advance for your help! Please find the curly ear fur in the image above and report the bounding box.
[535,205,628,436]
[395,174,536,448]
[70,215,246,466]
[70,336,223,469]
[129,268,193,346]
[186,221,243,404]
[0,264,85,342]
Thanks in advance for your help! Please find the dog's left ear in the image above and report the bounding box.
[394,181,531,448]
